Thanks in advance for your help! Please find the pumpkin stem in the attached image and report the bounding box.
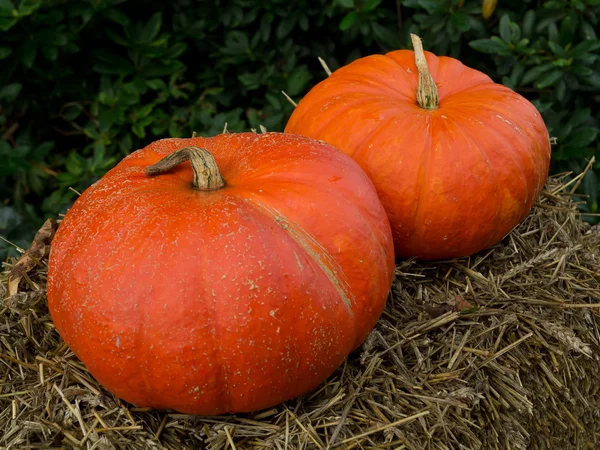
[410,34,439,110]
[146,147,225,191]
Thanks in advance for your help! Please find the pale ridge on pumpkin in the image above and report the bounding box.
[242,196,356,315]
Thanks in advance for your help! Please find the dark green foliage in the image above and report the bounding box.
[1,0,599,259]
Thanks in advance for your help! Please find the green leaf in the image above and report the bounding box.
[40,44,58,61]
[265,92,282,110]
[563,72,579,89]
[363,0,381,12]
[450,12,470,33]
[286,67,311,96]
[499,14,511,42]
[168,42,187,59]
[0,46,11,59]
[555,78,566,101]
[32,141,53,159]
[41,9,65,24]
[339,11,356,31]
[501,75,514,90]
[82,124,99,140]
[568,109,591,128]
[132,121,146,138]
[204,87,224,96]
[509,62,525,86]
[570,40,600,57]
[0,82,22,101]
[530,100,553,114]
[92,142,105,166]
[40,29,68,46]
[570,65,593,77]
[140,12,162,44]
[0,17,16,31]
[146,79,166,90]
[414,0,445,14]
[559,14,577,46]
[580,22,597,40]
[543,0,566,8]
[509,22,521,43]
[548,41,566,57]
[259,15,271,42]
[535,69,563,88]
[101,7,130,25]
[222,30,249,54]
[21,40,37,67]
[337,0,354,7]
[105,28,129,46]
[61,104,83,121]
[97,108,119,132]
[276,15,296,39]
[136,104,153,119]
[372,22,402,48]
[582,170,597,208]
[93,58,134,76]
[523,64,554,86]
[298,15,308,31]
[238,72,261,90]
[0,206,23,235]
[548,22,559,42]
[65,152,85,175]
[515,38,530,51]
[566,129,597,148]
[17,0,41,16]
[469,38,508,54]
[0,0,14,15]
[522,10,535,39]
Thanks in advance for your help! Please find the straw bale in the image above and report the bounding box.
[1,174,599,449]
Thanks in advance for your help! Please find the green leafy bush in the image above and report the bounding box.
[1,0,599,259]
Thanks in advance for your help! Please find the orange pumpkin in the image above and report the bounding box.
[46,132,394,415]
[285,35,551,260]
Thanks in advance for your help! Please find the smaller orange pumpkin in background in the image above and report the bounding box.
[46,132,395,415]
[285,34,551,261]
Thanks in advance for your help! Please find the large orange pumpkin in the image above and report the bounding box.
[285,35,551,260]
[46,132,394,415]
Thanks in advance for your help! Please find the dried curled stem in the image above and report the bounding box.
[410,34,439,110]
[146,147,225,191]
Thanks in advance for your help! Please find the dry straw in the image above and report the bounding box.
[1,169,599,449]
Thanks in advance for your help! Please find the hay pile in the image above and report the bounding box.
[1,173,599,450]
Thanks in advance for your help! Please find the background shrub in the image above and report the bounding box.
[1,0,599,260]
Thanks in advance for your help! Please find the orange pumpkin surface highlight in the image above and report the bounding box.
[285,35,551,260]
[47,132,395,415]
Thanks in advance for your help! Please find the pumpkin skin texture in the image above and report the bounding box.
[285,44,551,260]
[46,132,395,415]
